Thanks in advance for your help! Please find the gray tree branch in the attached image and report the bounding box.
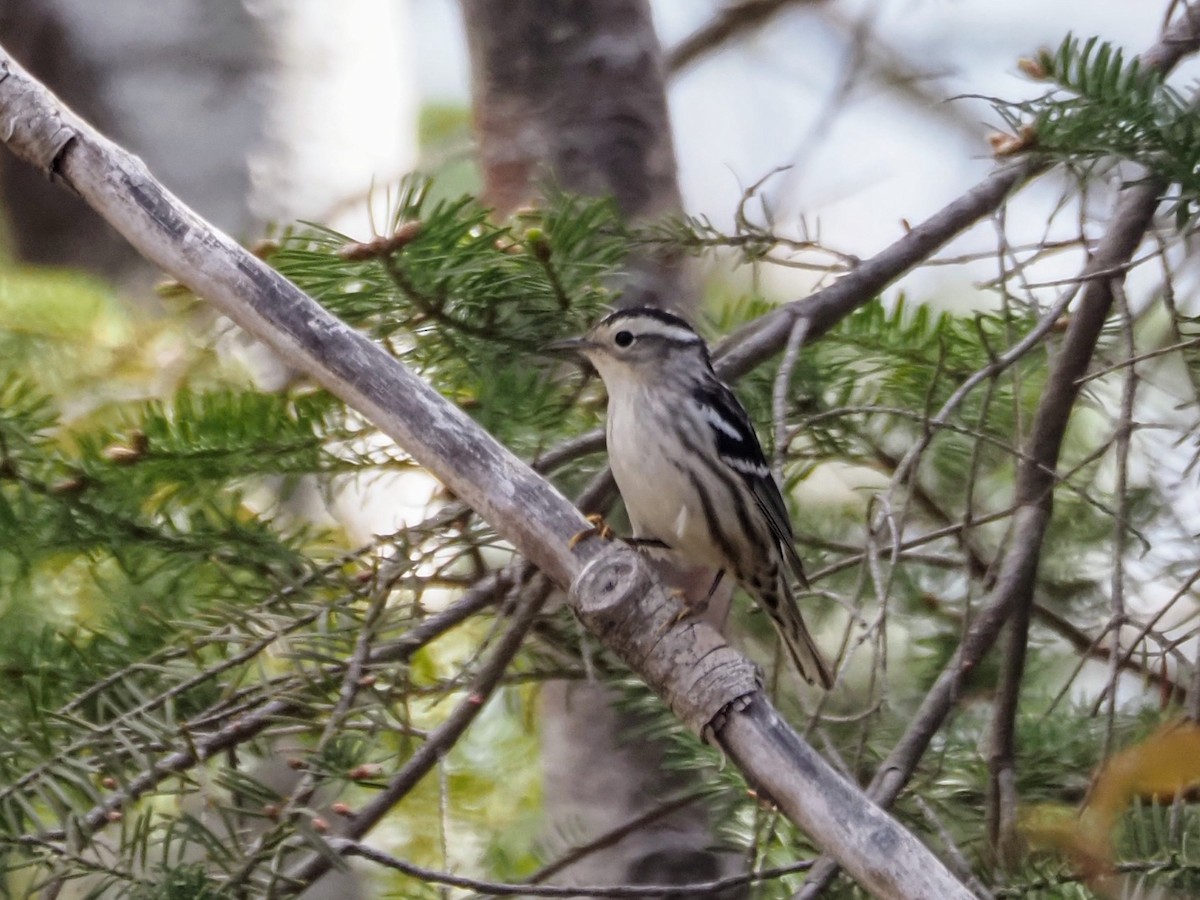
[714,160,1039,379]
[668,0,818,74]
[0,44,971,900]
[982,180,1163,860]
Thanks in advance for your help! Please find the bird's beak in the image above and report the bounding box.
[542,336,593,355]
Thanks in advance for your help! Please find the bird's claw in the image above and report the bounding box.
[568,513,615,549]
[652,589,697,640]
[669,592,696,625]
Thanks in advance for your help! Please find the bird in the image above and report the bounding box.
[547,307,834,688]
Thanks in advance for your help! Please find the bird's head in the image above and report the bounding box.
[544,307,712,387]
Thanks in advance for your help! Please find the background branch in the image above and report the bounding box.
[668,0,820,74]
[716,2,1200,380]
[713,160,1040,378]
[796,6,1200,894]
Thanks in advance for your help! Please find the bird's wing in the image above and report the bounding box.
[695,378,809,589]
[748,480,809,589]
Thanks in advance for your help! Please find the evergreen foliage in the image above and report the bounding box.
[996,34,1200,224]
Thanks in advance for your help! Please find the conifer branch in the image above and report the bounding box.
[870,440,1186,696]
[718,9,1200,381]
[21,574,501,846]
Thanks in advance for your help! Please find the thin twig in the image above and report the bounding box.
[282,579,552,892]
[56,540,380,716]
[225,585,392,891]
[860,444,1178,695]
[1190,625,1200,723]
[519,790,710,887]
[668,0,815,74]
[531,427,606,474]
[982,206,1031,861]
[913,796,996,900]
[1101,281,1138,758]
[889,285,1078,492]
[1037,602,1185,701]
[712,0,1200,380]
[0,582,355,810]
[1086,562,1200,714]
[772,315,810,479]
[329,837,813,897]
[15,574,507,847]
[712,159,1041,380]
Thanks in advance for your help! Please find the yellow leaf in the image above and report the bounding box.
[1021,803,1110,877]
[1021,720,1200,886]
[1086,720,1200,833]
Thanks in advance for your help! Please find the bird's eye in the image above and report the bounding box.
[614,330,634,348]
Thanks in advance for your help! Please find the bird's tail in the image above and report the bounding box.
[770,581,834,689]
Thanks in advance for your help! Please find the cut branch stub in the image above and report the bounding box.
[0,61,76,175]
[571,544,760,735]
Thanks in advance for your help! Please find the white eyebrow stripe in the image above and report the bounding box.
[636,325,702,344]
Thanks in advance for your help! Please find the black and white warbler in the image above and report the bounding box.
[548,307,834,688]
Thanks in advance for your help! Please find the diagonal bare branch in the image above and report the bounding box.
[712,160,1039,380]
[717,8,1200,384]
[668,0,820,73]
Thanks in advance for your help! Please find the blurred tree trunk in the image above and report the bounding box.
[0,0,416,289]
[0,0,268,287]
[462,2,743,894]
[463,0,688,313]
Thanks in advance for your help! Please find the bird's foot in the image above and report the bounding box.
[568,513,615,549]
[668,591,696,626]
[691,569,726,616]
[651,589,694,640]
[657,569,726,636]
[625,536,670,552]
